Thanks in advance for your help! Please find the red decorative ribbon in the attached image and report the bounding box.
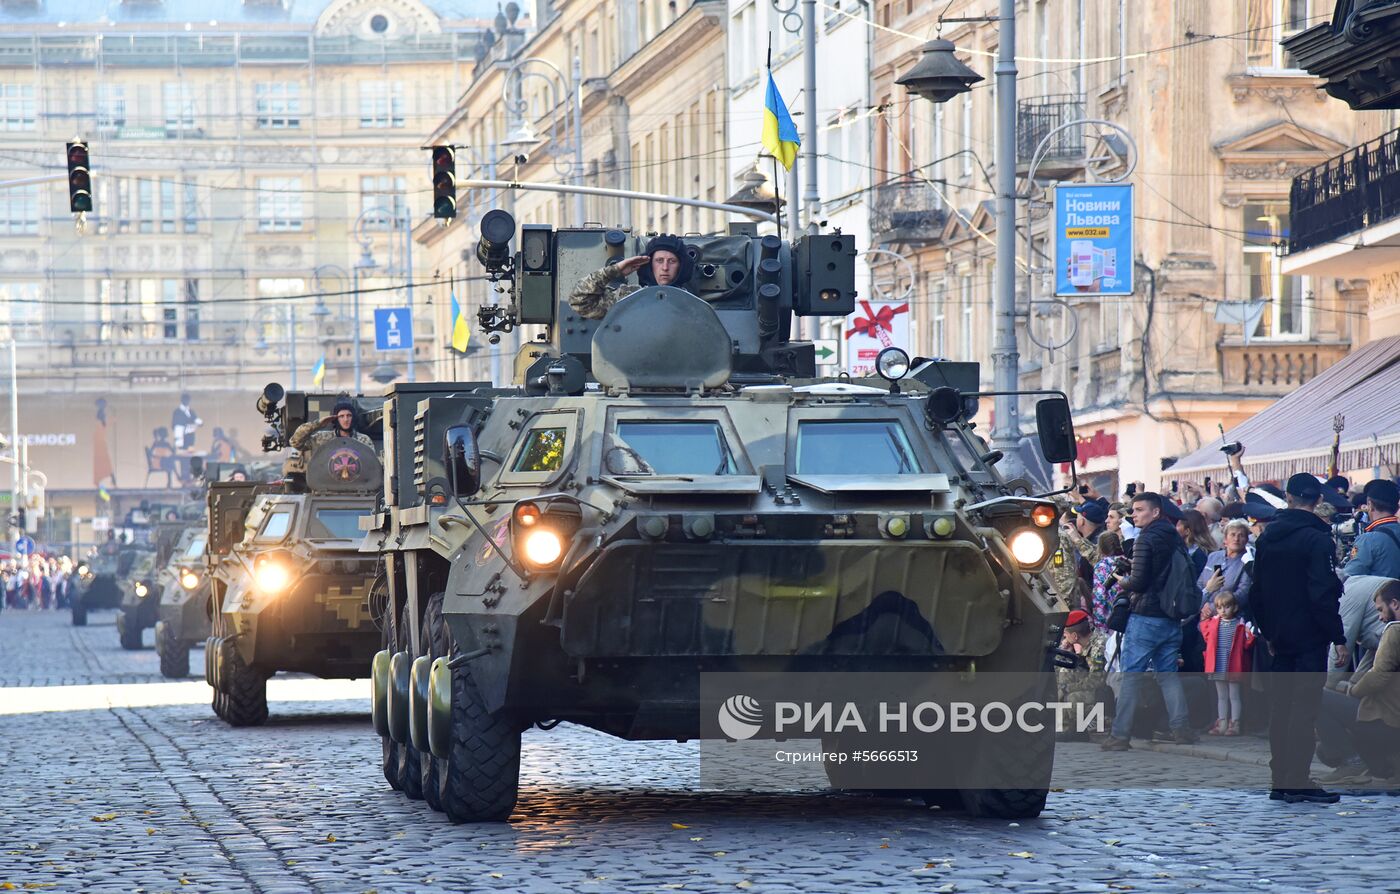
[845,300,909,348]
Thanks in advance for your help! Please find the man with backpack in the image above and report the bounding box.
[1102,491,1199,751]
[1252,473,1347,804]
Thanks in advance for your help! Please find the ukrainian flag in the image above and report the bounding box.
[450,289,470,353]
[97,485,110,502]
[311,355,326,387]
[762,71,800,171]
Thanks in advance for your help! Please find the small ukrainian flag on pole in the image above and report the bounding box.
[311,355,326,387]
[450,289,470,353]
[762,70,800,171]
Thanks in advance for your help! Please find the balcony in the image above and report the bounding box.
[1288,126,1400,256]
[1016,94,1085,179]
[1218,341,1350,390]
[870,178,947,246]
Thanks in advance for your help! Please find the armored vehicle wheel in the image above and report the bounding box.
[222,645,269,727]
[438,655,521,824]
[955,684,1054,820]
[71,600,87,626]
[116,610,143,650]
[419,592,447,812]
[380,607,402,792]
[157,622,190,679]
[384,602,423,799]
[212,688,230,721]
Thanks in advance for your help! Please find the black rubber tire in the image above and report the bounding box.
[420,591,446,812]
[381,595,402,792]
[158,623,190,679]
[438,654,521,824]
[392,601,423,800]
[117,610,143,650]
[956,685,1055,820]
[71,599,87,626]
[222,644,269,728]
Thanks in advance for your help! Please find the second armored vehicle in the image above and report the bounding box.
[203,390,385,726]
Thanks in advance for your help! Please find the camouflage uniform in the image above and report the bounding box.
[1057,629,1108,710]
[289,423,374,453]
[568,264,639,320]
[1051,525,1100,608]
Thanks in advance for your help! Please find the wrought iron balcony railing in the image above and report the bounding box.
[1016,94,1085,170]
[871,178,947,246]
[1289,126,1400,254]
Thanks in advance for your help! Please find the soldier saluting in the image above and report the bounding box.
[568,234,693,320]
[290,398,373,452]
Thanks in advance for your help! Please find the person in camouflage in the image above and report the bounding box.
[289,398,373,453]
[567,234,693,320]
[1057,609,1108,740]
[1052,499,1106,610]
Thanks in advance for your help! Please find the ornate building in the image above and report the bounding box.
[869,0,1383,492]
[0,0,491,546]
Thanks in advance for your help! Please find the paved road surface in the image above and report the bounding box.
[0,610,1390,893]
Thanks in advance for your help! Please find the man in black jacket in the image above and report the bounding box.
[1253,473,1347,804]
[1102,492,1196,750]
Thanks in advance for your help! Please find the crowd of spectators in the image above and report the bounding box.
[1,555,75,611]
[1054,452,1400,804]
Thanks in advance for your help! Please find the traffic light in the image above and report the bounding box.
[66,141,92,213]
[431,146,456,220]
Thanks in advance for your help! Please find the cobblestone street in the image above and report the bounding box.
[1,610,1393,894]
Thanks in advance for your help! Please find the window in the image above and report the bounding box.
[312,509,370,539]
[98,85,126,131]
[0,283,43,343]
[1247,0,1311,71]
[961,93,973,177]
[608,421,738,475]
[183,278,200,341]
[932,105,945,198]
[0,84,36,131]
[257,510,293,541]
[183,536,207,560]
[255,82,301,129]
[931,281,946,357]
[163,82,197,130]
[732,2,756,85]
[1243,203,1307,338]
[359,175,407,228]
[359,81,405,128]
[513,428,568,472]
[183,180,199,234]
[796,421,923,475]
[256,178,304,232]
[0,185,38,235]
[960,275,973,359]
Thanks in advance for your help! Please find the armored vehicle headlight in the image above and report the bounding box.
[134,582,149,598]
[181,570,201,590]
[514,501,542,527]
[1009,529,1048,566]
[875,347,911,381]
[254,558,293,595]
[1031,505,1058,528]
[522,528,564,566]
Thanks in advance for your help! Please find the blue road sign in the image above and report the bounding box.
[15,535,35,555]
[1054,184,1134,297]
[373,308,414,352]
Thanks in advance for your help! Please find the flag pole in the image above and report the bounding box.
[767,38,784,245]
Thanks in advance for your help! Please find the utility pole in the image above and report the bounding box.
[990,0,1023,464]
[403,205,416,383]
[802,0,819,239]
[8,339,17,534]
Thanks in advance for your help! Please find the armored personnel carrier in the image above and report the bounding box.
[368,215,1082,821]
[203,390,385,726]
[116,511,198,650]
[72,537,151,627]
[153,526,209,676]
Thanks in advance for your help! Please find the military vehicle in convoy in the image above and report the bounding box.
[366,214,1081,821]
[153,526,209,676]
[203,389,385,726]
[116,510,202,650]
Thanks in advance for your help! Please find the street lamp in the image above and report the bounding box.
[501,55,585,224]
[897,5,1025,475]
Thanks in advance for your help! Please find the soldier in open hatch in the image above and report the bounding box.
[568,233,693,320]
[290,397,374,452]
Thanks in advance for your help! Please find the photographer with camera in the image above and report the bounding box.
[1342,479,1400,580]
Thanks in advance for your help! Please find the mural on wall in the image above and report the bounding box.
[17,389,266,494]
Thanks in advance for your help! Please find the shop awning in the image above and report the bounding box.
[1169,336,1400,484]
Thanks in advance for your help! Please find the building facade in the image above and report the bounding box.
[0,0,490,548]
[869,0,1383,493]
[417,0,731,386]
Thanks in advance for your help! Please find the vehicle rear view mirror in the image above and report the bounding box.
[445,425,481,498]
[1035,396,1077,465]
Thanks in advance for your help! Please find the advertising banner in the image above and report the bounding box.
[1054,184,1134,296]
[843,300,910,377]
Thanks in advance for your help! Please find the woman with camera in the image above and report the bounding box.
[1198,519,1254,623]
